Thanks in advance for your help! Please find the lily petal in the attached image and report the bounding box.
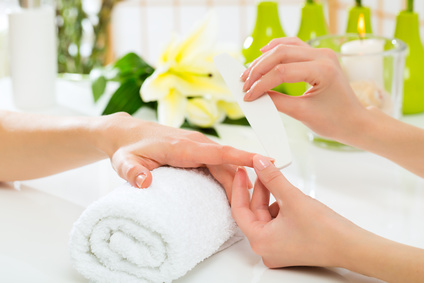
[186,98,220,128]
[157,89,187,128]
[218,100,244,120]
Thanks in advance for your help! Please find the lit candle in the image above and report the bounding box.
[341,14,384,87]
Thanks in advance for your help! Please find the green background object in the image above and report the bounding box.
[394,10,424,114]
[346,5,373,34]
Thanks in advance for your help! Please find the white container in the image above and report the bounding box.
[8,0,57,110]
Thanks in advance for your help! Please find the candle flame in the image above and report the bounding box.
[357,13,365,38]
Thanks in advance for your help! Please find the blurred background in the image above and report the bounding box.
[1,0,424,75]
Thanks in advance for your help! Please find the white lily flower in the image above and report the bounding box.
[186,98,225,128]
[140,12,236,128]
[217,100,244,120]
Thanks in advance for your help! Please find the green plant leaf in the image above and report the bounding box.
[113,52,154,83]
[91,75,107,102]
[102,78,143,115]
[222,116,250,126]
[181,121,219,137]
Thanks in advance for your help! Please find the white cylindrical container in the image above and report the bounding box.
[8,0,57,110]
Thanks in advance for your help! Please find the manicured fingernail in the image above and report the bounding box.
[135,173,147,188]
[244,90,251,101]
[240,72,247,82]
[254,155,272,171]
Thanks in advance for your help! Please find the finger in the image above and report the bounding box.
[241,37,310,81]
[187,142,255,168]
[244,61,321,101]
[267,90,308,119]
[250,178,272,222]
[252,154,298,201]
[207,164,237,202]
[243,45,317,91]
[260,37,309,53]
[116,156,154,189]
[231,167,258,238]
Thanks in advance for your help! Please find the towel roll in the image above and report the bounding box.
[69,167,238,283]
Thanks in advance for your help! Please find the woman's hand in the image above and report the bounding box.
[231,154,358,268]
[241,37,368,143]
[98,113,254,199]
[231,155,424,282]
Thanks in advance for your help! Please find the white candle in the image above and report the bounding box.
[341,38,384,88]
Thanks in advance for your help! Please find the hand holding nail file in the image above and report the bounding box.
[213,53,292,169]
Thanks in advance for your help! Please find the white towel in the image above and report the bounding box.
[69,167,240,283]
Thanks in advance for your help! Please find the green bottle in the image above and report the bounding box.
[288,0,329,96]
[297,0,328,41]
[242,1,287,93]
[242,0,285,64]
[394,1,424,114]
[346,0,372,34]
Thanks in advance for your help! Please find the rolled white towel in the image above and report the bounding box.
[69,167,239,283]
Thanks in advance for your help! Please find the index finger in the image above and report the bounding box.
[189,142,255,167]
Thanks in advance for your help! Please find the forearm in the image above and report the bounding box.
[0,111,108,181]
[341,227,424,282]
[338,107,424,178]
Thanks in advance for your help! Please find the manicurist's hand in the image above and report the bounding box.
[240,37,424,178]
[231,154,354,268]
[231,155,424,282]
[98,113,254,198]
[241,37,367,142]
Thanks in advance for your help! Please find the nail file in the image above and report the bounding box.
[214,53,292,169]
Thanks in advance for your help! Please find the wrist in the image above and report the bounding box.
[93,112,148,158]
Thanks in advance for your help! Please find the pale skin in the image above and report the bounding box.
[0,111,254,200]
[232,37,424,282]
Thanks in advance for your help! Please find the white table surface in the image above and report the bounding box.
[1,77,424,283]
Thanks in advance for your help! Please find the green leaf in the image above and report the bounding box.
[102,78,143,115]
[181,121,219,137]
[221,116,250,126]
[112,52,154,83]
[91,75,107,102]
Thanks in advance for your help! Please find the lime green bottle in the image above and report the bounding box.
[394,1,424,114]
[289,0,329,96]
[297,0,328,41]
[242,0,285,64]
[346,0,373,34]
[242,1,288,93]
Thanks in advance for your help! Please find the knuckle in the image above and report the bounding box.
[261,169,282,185]
[319,59,338,77]
[274,64,285,76]
[320,48,338,61]
[187,131,205,141]
[274,44,287,57]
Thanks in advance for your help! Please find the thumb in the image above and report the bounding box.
[268,90,306,119]
[252,154,298,202]
[112,155,154,189]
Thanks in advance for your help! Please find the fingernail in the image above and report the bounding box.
[240,72,247,82]
[254,155,272,171]
[244,90,251,101]
[135,173,147,188]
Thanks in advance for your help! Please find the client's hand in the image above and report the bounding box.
[100,113,254,198]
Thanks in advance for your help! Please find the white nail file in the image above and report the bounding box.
[214,53,292,169]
